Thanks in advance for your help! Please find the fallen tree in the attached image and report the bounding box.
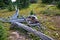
[0,18,54,40]
[0,8,54,40]
[11,22,54,40]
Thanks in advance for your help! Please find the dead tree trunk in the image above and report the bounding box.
[11,22,54,40]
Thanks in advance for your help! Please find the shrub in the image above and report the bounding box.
[42,0,53,4]
[16,0,30,9]
[40,8,60,16]
[57,1,60,8]
[30,0,37,3]
[55,0,60,2]
[40,9,51,16]
[29,33,40,40]
[30,10,34,15]
[8,5,15,11]
[0,23,8,40]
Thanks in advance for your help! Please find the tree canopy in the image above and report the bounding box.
[0,0,30,10]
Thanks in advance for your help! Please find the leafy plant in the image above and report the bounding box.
[0,23,8,40]
[16,0,30,9]
[42,0,52,4]
[40,8,60,16]
[8,5,15,11]
[30,10,34,15]
[29,33,41,40]
[57,1,60,8]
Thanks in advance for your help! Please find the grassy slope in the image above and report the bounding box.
[0,4,60,40]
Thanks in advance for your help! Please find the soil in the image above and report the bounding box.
[8,30,32,40]
[51,16,60,28]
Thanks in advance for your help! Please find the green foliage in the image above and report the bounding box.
[42,0,53,4]
[57,1,60,8]
[40,9,51,15]
[30,0,37,3]
[40,8,60,16]
[0,23,8,40]
[0,0,5,9]
[55,0,60,2]
[0,0,9,9]
[8,5,15,11]
[41,0,60,9]
[16,0,30,9]
[7,0,16,11]
[0,0,30,10]
[7,0,15,11]
[29,33,41,40]
[30,10,34,15]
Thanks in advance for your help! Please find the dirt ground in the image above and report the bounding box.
[51,16,60,28]
[8,30,32,40]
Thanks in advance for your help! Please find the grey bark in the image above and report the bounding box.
[10,9,19,20]
[11,22,54,40]
[0,17,54,40]
[9,19,25,23]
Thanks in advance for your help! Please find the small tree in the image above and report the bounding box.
[30,10,34,15]
[7,0,15,11]
[8,5,15,11]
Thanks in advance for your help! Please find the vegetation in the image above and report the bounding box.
[0,0,30,11]
[0,22,8,40]
[57,1,60,8]
[42,0,52,4]
[0,0,60,40]
[30,10,34,15]
[40,8,60,16]
[41,0,60,8]
[16,0,30,9]
[29,33,40,40]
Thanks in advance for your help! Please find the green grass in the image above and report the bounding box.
[0,22,9,40]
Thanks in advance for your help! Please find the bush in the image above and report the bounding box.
[40,8,60,16]
[30,10,34,15]
[8,5,15,11]
[16,0,30,9]
[0,23,8,40]
[30,0,37,3]
[41,9,51,16]
[55,0,60,2]
[42,0,53,4]
[57,1,60,8]
[29,33,40,40]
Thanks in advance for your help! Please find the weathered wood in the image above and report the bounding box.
[9,19,25,23]
[12,22,54,40]
[0,17,54,40]
[0,18,26,23]
[10,9,19,20]
[0,18,9,22]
